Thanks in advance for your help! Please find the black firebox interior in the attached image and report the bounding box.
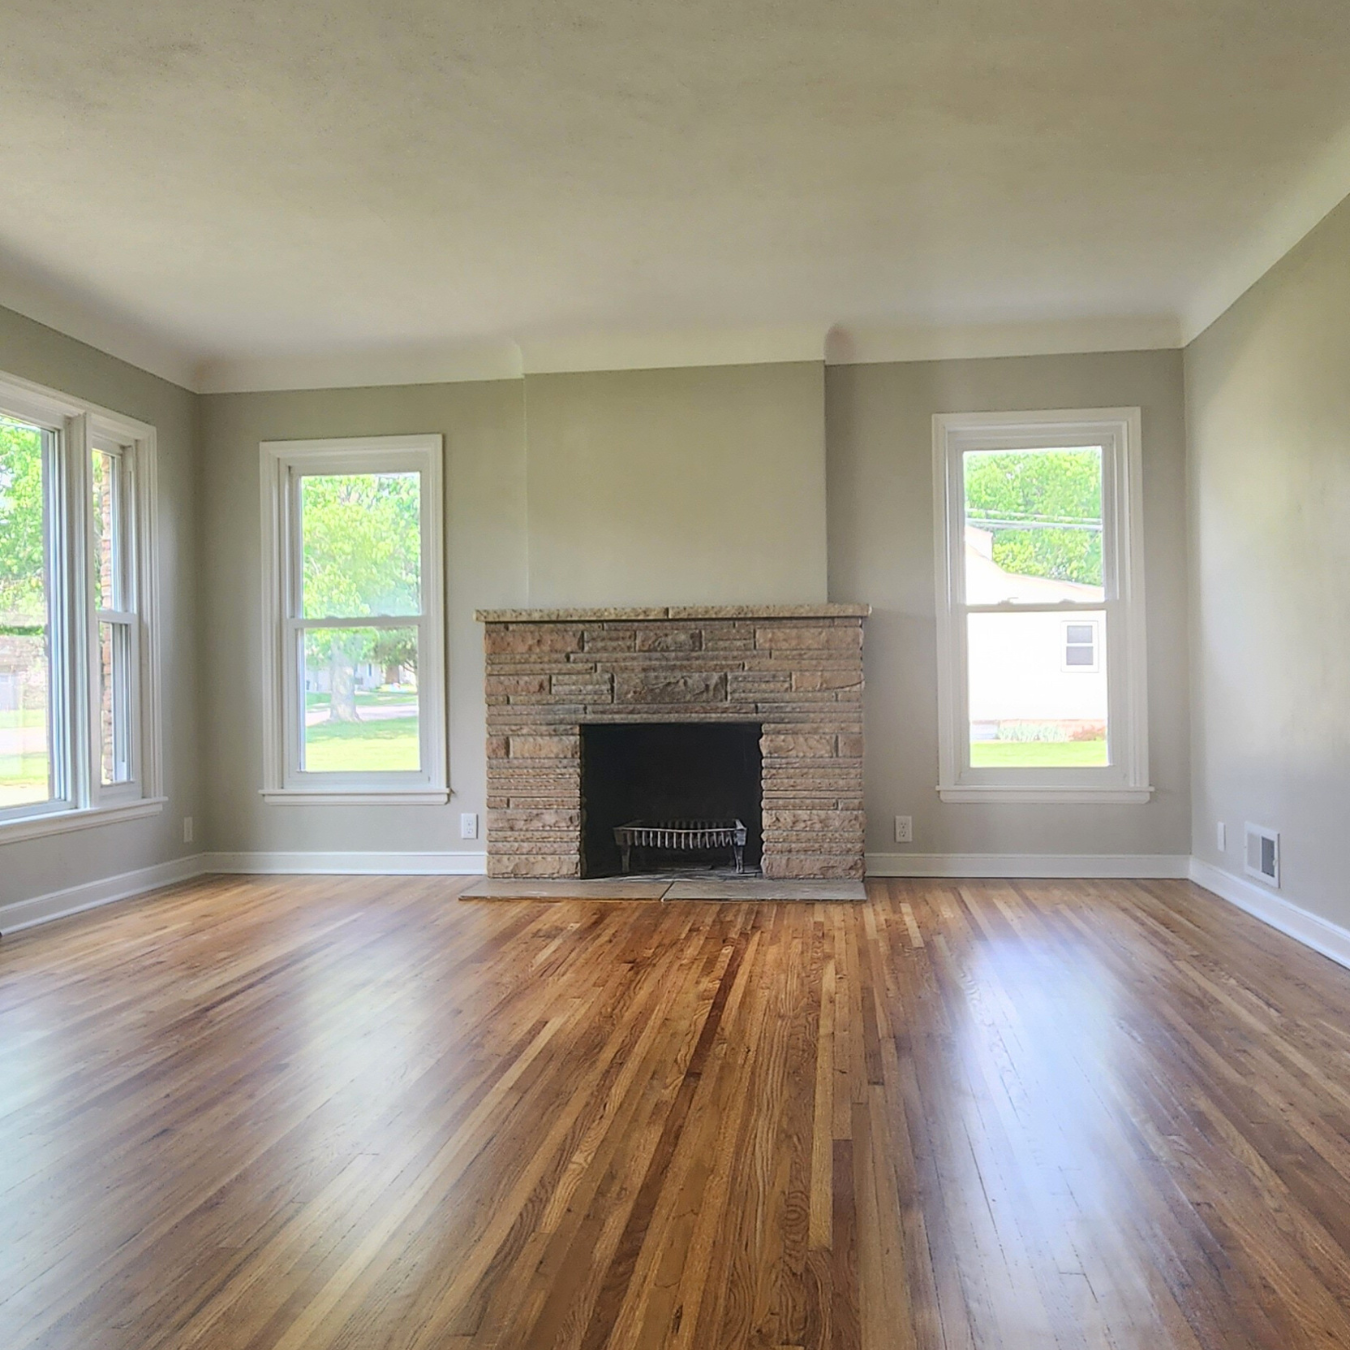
[580,722,763,877]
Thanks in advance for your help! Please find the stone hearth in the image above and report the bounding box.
[477,605,868,879]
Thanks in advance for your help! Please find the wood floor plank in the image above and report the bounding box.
[5,875,1350,1347]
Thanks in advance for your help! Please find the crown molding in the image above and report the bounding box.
[825,315,1182,366]
[0,257,200,391]
[192,318,1185,394]
[20,164,1350,397]
[1182,122,1350,344]
[195,340,524,393]
[519,325,829,375]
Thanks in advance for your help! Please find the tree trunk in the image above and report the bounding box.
[327,641,359,723]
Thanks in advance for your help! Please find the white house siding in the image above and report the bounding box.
[967,609,1107,733]
[964,529,1107,738]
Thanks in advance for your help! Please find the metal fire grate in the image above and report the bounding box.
[614,819,747,874]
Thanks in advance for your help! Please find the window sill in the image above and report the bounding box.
[261,789,450,807]
[0,796,167,845]
[937,785,1154,804]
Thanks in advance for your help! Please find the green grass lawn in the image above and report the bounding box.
[970,739,1108,767]
[0,707,50,804]
[305,689,414,711]
[0,755,50,805]
[0,707,46,730]
[304,715,420,772]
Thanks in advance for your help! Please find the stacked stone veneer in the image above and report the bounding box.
[478,605,869,880]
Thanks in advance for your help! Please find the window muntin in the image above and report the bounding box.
[261,436,445,802]
[933,409,1149,803]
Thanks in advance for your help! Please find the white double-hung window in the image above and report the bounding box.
[932,408,1150,803]
[260,435,446,804]
[0,371,161,841]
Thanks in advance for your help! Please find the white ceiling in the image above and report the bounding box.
[4,0,1350,391]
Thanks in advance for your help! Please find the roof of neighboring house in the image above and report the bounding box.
[964,527,1104,606]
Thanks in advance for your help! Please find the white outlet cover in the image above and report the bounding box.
[1216,821,1226,852]
[894,815,913,844]
[460,812,479,840]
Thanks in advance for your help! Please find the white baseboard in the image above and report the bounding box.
[866,852,1191,878]
[203,850,488,875]
[1187,858,1350,972]
[0,854,208,936]
[0,850,489,936]
[10,853,1345,984]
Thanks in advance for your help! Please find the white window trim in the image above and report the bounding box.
[0,370,163,843]
[259,435,447,805]
[932,407,1151,805]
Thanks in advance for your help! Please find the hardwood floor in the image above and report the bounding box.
[4,876,1350,1348]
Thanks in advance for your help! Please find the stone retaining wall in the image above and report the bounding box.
[478,605,868,879]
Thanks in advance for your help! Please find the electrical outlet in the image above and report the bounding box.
[183,816,193,844]
[894,815,913,844]
[460,812,479,840]
[1216,821,1226,853]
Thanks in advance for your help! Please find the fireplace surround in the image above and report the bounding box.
[478,605,868,879]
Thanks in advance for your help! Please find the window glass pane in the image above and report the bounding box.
[300,473,421,619]
[968,609,1108,767]
[98,620,132,785]
[0,418,53,807]
[963,447,1104,604]
[302,627,419,772]
[91,447,122,611]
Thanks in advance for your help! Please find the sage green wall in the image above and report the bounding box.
[197,362,831,857]
[523,363,827,605]
[826,350,1192,860]
[198,381,528,858]
[1185,196,1350,926]
[197,352,1188,863]
[0,305,200,909]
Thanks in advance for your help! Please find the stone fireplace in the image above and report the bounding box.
[478,605,868,879]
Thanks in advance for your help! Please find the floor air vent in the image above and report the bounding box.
[1244,824,1280,888]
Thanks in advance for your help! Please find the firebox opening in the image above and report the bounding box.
[580,723,763,878]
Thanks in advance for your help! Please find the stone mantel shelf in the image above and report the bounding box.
[476,603,870,623]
